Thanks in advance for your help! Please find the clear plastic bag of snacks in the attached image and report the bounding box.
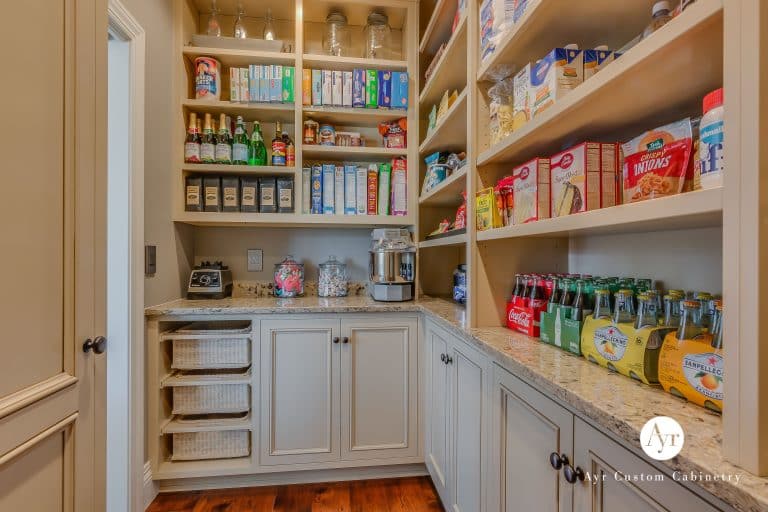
[487,66,515,146]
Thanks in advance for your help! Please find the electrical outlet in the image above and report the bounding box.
[247,249,263,272]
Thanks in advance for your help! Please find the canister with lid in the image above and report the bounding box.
[318,255,348,297]
[274,255,305,297]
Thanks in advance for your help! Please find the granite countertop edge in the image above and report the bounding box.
[145,296,767,511]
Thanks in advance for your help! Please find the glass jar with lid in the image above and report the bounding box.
[318,255,348,297]
[274,255,304,297]
[323,11,350,57]
[363,12,391,59]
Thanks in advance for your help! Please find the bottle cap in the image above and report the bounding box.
[703,88,723,114]
[594,44,609,51]
[682,300,700,308]
[652,1,671,15]
[564,43,579,50]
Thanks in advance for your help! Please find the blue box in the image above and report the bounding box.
[390,72,409,110]
[352,69,366,108]
[258,65,270,102]
[269,65,283,103]
[310,165,323,214]
[322,164,335,215]
[378,70,392,108]
[311,69,322,106]
[248,65,260,103]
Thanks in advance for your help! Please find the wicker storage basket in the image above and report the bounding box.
[171,382,250,415]
[171,430,250,460]
[171,338,251,370]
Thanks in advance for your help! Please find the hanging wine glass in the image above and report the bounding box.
[233,3,247,39]
[206,0,221,37]
[263,7,276,41]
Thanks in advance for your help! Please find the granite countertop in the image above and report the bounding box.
[145,296,767,511]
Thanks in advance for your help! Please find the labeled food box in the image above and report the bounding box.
[248,65,260,102]
[302,69,312,105]
[391,72,409,110]
[334,165,345,215]
[344,165,357,215]
[203,177,221,212]
[277,176,294,213]
[258,177,277,213]
[352,69,366,107]
[367,164,379,214]
[512,64,531,131]
[622,118,693,204]
[321,70,333,106]
[550,142,602,217]
[239,68,250,102]
[282,66,295,103]
[342,71,353,107]
[476,187,502,231]
[229,68,241,103]
[378,70,392,108]
[530,47,583,119]
[185,176,202,212]
[377,162,392,215]
[513,157,550,224]
[332,70,343,106]
[221,176,240,212]
[310,165,323,214]
[240,177,258,212]
[258,65,270,102]
[584,48,615,80]
[658,331,723,412]
[269,65,282,103]
[391,157,407,216]
[312,69,322,106]
[365,70,378,108]
[581,318,675,385]
[539,304,583,355]
[599,143,620,208]
[301,167,311,213]
[322,164,335,214]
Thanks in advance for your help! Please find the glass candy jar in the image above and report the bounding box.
[323,11,350,57]
[274,255,304,297]
[318,256,348,297]
[363,12,391,59]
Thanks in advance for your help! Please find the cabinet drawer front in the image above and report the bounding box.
[260,320,340,466]
[573,418,722,512]
[425,321,452,503]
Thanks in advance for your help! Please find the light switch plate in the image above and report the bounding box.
[247,249,263,272]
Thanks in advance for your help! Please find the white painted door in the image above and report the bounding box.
[424,322,452,504]
[260,318,340,465]
[340,316,419,460]
[490,364,573,512]
[449,341,485,512]
[0,0,106,510]
[572,418,720,512]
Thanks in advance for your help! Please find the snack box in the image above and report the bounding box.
[342,71,353,107]
[344,165,357,215]
[239,68,250,102]
[248,65,260,103]
[258,65,270,102]
[539,303,583,355]
[512,157,550,224]
[512,64,531,131]
[269,65,282,103]
[282,66,295,103]
[321,70,333,106]
[332,70,343,106]
[475,187,502,231]
[310,165,323,214]
[356,166,368,214]
[367,164,379,214]
[378,70,392,108]
[550,142,603,217]
[311,69,322,106]
[302,69,312,105]
[352,69,366,108]
[322,164,335,214]
[391,157,407,216]
[229,68,241,103]
[391,72,409,110]
[334,165,345,215]
[658,330,722,412]
[584,48,615,80]
[365,70,378,108]
[530,47,583,119]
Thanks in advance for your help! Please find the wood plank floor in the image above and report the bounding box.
[146,477,444,512]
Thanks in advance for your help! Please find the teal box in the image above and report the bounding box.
[282,66,295,103]
[539,304,583,355]
[390,71,409,110]
[258,65,270,102]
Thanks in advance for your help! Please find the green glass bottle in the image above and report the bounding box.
[214,113,232,164]
[200,113,216,164]
[232,116,249,165]
[248,121,268,166]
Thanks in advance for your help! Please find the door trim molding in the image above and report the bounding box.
[0,373,78,420]
[0,412,78,466]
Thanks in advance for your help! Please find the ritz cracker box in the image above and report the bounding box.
[539,304,583,355]
[658,331,723,412]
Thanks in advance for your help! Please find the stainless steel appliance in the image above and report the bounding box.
[187,261,233,299]
[368,228,416,301]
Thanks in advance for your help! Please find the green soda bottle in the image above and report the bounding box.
[248,121,268,166]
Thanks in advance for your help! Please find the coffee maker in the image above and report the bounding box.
[368,229,416,302]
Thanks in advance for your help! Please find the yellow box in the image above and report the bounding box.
[476,187,502,231]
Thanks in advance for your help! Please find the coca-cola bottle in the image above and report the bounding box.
[547,277,561,312]
[522,275,532,299]
[529,276,548,309]
[511,274,523,300]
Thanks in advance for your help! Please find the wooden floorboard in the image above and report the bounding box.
[146,477,443,512]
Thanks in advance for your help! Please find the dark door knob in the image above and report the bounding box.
[445,355,453,365]
[563,464,585,484]
[549,452,568,470]
[342,337,349,344]
[333,337,340,344]
[83,336,107,354]
[440,353,446,362]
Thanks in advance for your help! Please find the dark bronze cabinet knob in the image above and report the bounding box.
[563,464,585,484]
[440,353,446,362]
[342,337,349,344]
[445,355,453,365]
[549,452,568,470]
[333,337,340,344]
[83,336,107,354]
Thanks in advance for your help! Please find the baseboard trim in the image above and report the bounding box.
[157,463,429,493]
[143,461,159,510]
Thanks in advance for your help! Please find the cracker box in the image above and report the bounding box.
[391,72,409,110]
[321,70,333,106]
[512,157,550,224]
[550,142,602,217]
[512,64,531,131]
[584,48,615,80]
[322,164,335,214]
[311,69,322,106]
[378,70,392,108]
[282,66,295,103]
[302,69,312,105]
[269,65,282,103]
[391,157,407,216]
[248,65,260,103]
[258,65,270,102]
[356,166,368,214]
[342,71,353,107]
[475,187,502,231]
[377,162,391,215]
[353,69,366,107]
[530,47,583,119]
[332,70,343,106]
[310,165,323,214]
[539,304,583,355]
[344,165,357,215]
[229,68,241,103]
[239,68,250,102]
[365,70,378,108]
[367,164,378,214]
[334,165,345,215]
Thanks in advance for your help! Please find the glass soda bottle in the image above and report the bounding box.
[200,113,216,163]
[528,276,547,308]
[184,112,201,163]
[232,116,249,165]
[635,293,659,329]
[592,289,612,320]
[283,130,295,166]
[571,280,587,321]
[559,279,575,308]
[215,113,232,164]
[547,277,561,311]
[271,121,287,166]
[662,293,683,327]
[511,274,523,299]
[677,300,704,340]
[613,289,636,324]
[248,121,268,166]
[711,302,723,349]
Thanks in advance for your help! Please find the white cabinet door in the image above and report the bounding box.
[449,340,486,512]
[572,418,721,512]
[260,318,340,465]
[425,321,452,504]
[340,316,419,460]
[490,364,574,512]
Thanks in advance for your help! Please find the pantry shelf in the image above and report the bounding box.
[302,54,408,72]
[182,46,296,67]
[419,16,467,109]
[476,187,723,241]
[419,232,467,248]
[302,106,407,127]
[182,99,296,123]
[419,88,468,155]
[476,0,723,167]
[418,165,467,206]
[174,212,416,228]
[154,457,253,481]
[302,145,408,162]
[161,414,252,434]
[420,0,460,56]
[181,164,296,175]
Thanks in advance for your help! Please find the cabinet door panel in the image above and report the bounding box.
[573,418,721,512]
[260,319,340,465]
[340,316,418,460]
[424,321,452,504]
[491,364,573,512]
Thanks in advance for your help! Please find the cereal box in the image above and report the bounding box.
[282,66,295,103]
[377,163,391,215]
[342,71,353,107]
[584,48,615,80]
[332,70,343,106]
[269,65,282,103]
[530,47,583,119]
[334,165,345,215]
[344,165,357,215]
[258,65,270,102]
[229,68,241,103]
[249,65,260,102]
[391,157,407,216]
[378,70,392,108]
[311,165,323,214]
[311,69,322,106]
[550,143,602,217]
[367,164,378,214]
[239,68,250,102]
[356,166,368,214]
[302,69,311,105]
[512,157,550,224]
[353,69,366,107]
[512,63,531,131]
[391,72,409,110]
[321,70,333,106]
[322,163,335,214]
[365,70,378,108]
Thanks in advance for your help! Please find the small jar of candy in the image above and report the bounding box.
[318,255,348,297]
[274,255,305,297]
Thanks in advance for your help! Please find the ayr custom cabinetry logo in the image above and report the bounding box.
[640,416,685,460]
